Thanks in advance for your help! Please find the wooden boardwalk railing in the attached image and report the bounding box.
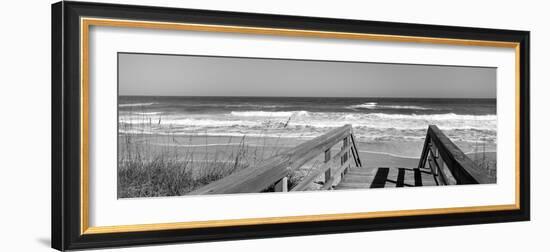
[189,124,362,195]
[418,125,490,185]
[189,124,490,195]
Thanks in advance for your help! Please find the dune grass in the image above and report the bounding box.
[117,114,311,198]
[117,128,258,198]
[469,140,497,183]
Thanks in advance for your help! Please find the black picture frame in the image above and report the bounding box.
[52,1,530,251]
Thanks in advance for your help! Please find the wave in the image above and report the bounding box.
[230,110,310,118]
[119,102,157,107]
[381,105,432,110]
[130,112,163,115]
[346,102,377,109]
[228,111,494,122]
[223,104,290,108]
[120,112,497,131]
[119,110,497,144]
[158,103,292,109]
[346,102,432,110]
[364,113,496,121]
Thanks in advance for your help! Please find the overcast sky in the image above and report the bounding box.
[119,53,496,98]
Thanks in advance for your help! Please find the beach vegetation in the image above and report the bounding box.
[117,114,311,198]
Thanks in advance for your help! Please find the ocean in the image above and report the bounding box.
[118,96,496,159]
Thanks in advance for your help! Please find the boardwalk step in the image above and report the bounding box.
[345,168,377,174]
[344,172,376,177]
[341,176,373,183]
[335,182,371,188]
[334,167,438,190]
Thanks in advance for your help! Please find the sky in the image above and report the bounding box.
[118,53,496,98]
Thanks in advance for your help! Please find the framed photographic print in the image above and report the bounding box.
[51,1,530,250]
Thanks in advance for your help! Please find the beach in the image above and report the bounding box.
[119,134,420,167]
[118,132,496,197]
[118,133,495,168]
[118,96,497,197]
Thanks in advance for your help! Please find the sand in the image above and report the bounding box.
[120,134,421,169]
[119,134,496,168]
[119,133,496,179]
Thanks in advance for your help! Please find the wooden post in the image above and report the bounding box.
[418,134,431,168]
[343,137,349,164]
[324,149,332,185]
[430,141,446,179]
[343,138,349,174]
[428,141,439,177]
[188,125,359,195]
[274,177,288,192]
[347,137,351,170]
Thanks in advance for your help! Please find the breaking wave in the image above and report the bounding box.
[119,110,497,143]
[230,110,310,118]
[118,102,157,107]
[346,102,432,110]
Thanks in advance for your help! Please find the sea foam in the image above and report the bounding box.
[346,102,431,110]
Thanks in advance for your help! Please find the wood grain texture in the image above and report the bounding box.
[189,125,353,194]
[335,167,437,190]
[427,125,490,184]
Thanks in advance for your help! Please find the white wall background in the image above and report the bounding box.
[0,0,546,251]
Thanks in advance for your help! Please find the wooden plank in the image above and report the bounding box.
[349,133,362,167]
[346,170,377,176]
[396,168,405,187]
[428,125,490,184]
[334,185,366,190]
[323,149,332,185]
[417,167,433,174]
[335,167,439,190]
[428,150,439,176]
[341,174,374,183]
[189,125,352,195]
[384,167,400,188]
[429,158,447,185]
[417,135,430,168]
[274,177,288,192]
[370,168,389,188]
[402,169,415,185]
[429,142,439,159]
[290,163,327,192]
[290,144,352,192]
[335,182,370,189]
[321,158,351,190]
[414,168,423,186]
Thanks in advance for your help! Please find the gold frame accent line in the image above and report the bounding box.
[515,45,521,209]
[83,18,519,48]
[80,17,522,235]
[81,18,90,234]
[85,204,517,234]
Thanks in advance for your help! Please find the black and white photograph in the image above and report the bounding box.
[117,53,497,198]
[0,0,541,251]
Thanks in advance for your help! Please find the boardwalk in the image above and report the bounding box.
[335,167,438,190]
[190,124,490,195]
